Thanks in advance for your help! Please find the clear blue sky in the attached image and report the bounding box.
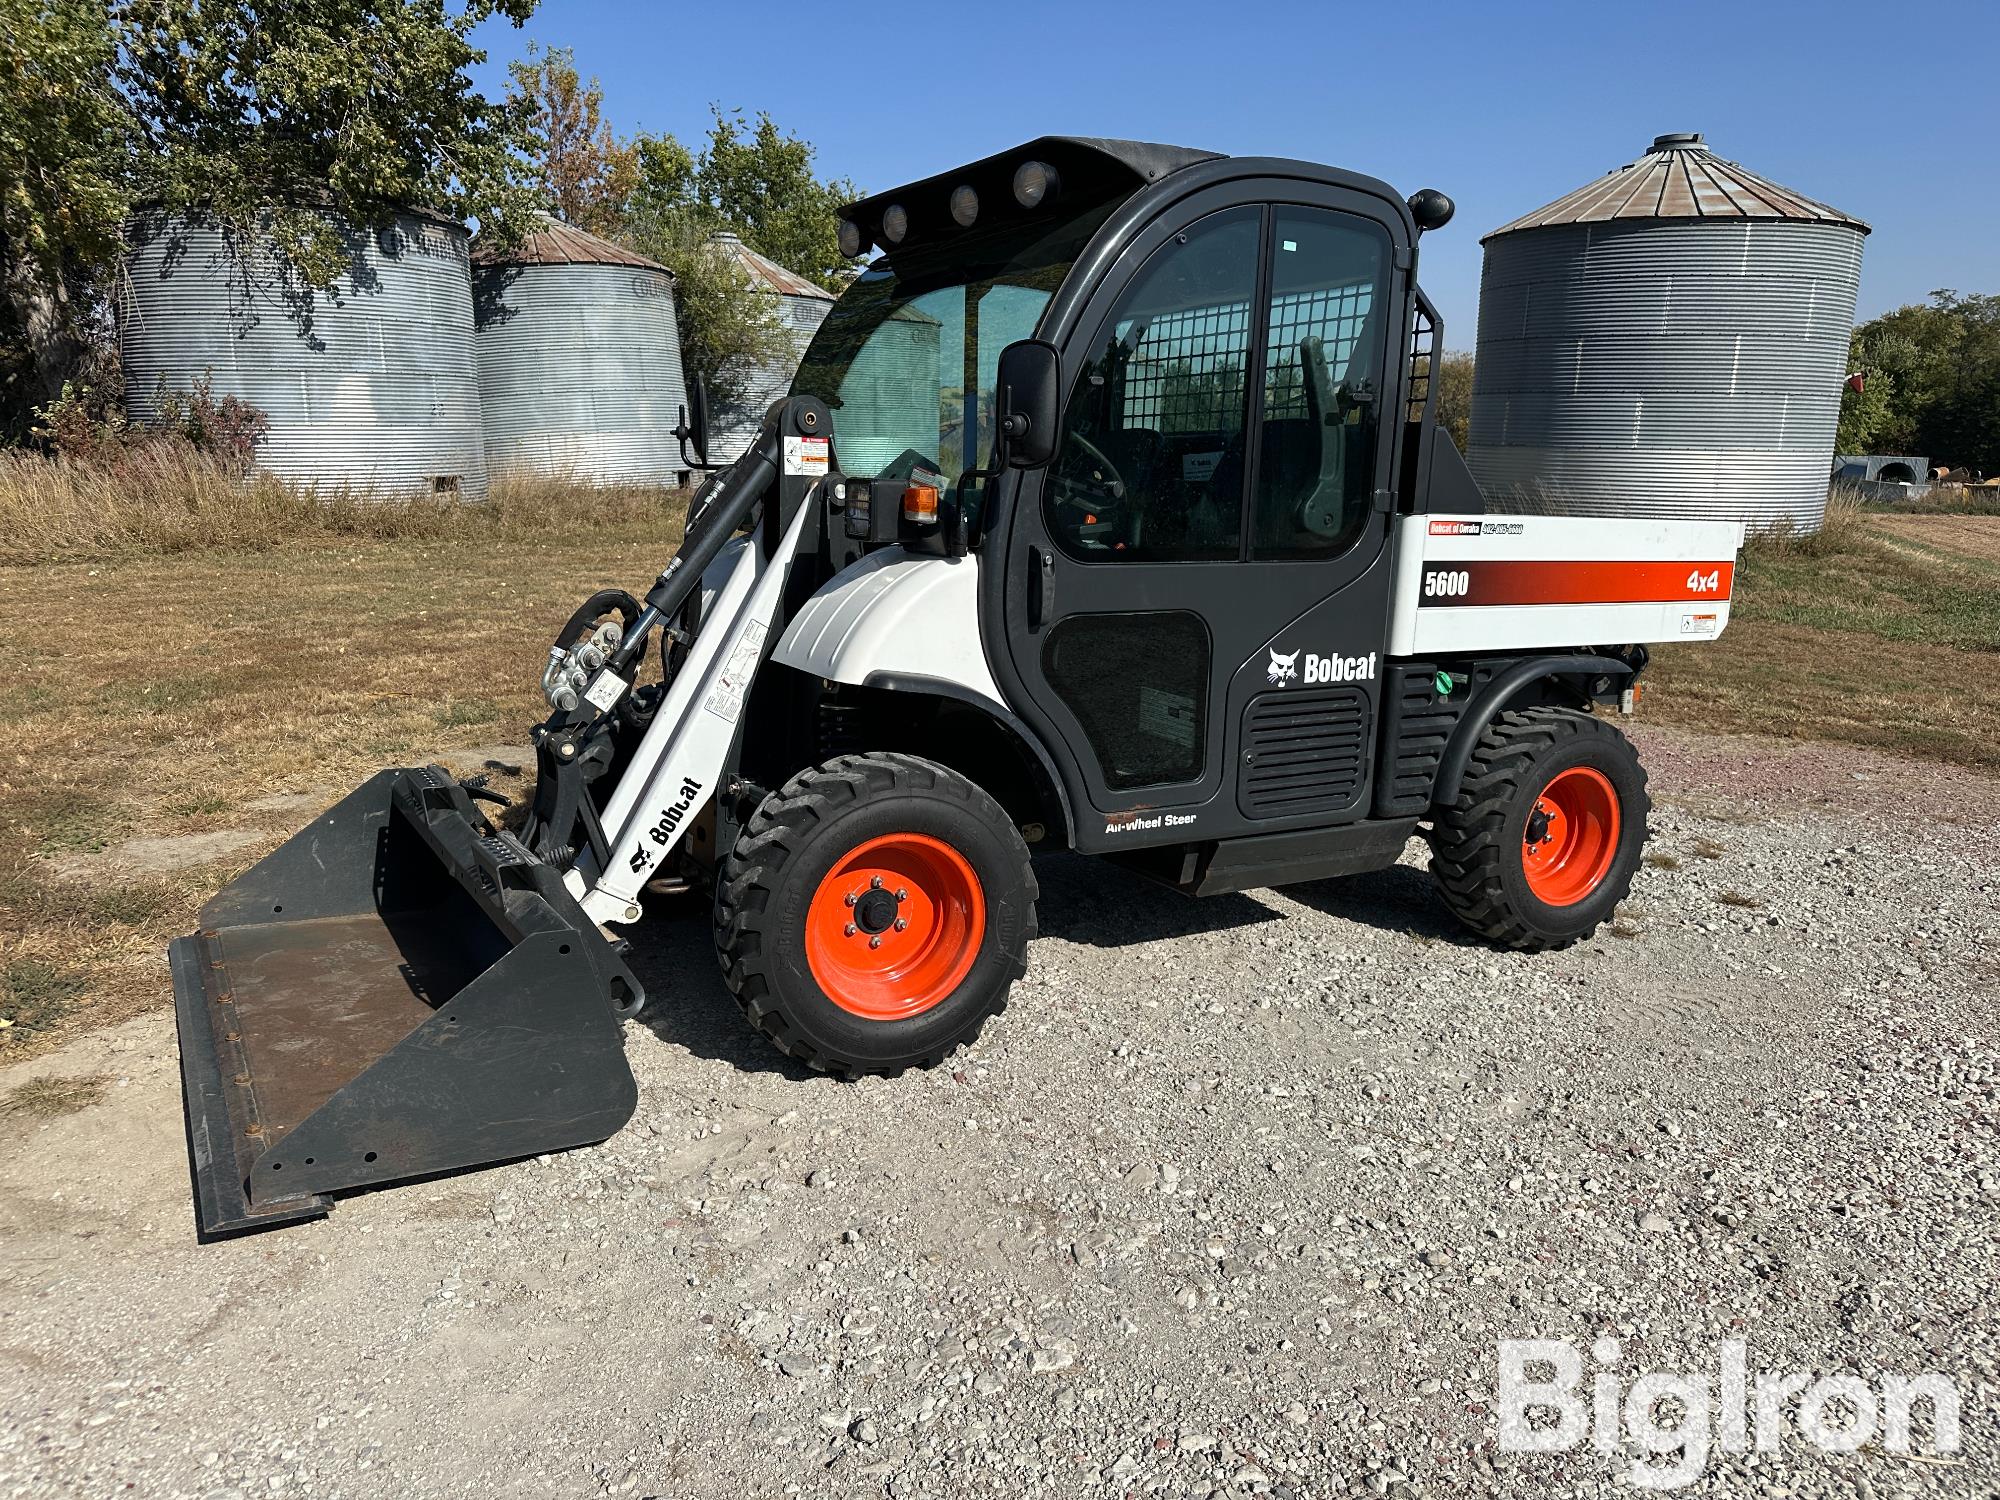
[469,0,1996,346]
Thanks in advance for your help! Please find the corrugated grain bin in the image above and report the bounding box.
[707,232,835,466]
[1467,134,1868,533]
[473,219,689,485]
[121,208,488,499]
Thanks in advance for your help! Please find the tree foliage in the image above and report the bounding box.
[118,0,543,288]
[619,157,788,407]
[0,0,131,437]
[615,112,858,404]
[693,110,856,292]
[1838,291,2000,473]
[625,108,856,293]
[504,44,633,235]
[1,1,861,452]
[1432,350,1475,453]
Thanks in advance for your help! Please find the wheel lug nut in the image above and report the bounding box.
[894,918,907,931]
[844,923,857,937]
[895,888,907,901]
[870,875,883,889]
[868,935,882,949]
[844,891,858,907]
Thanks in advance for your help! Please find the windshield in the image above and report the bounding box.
[791,196,1122,490]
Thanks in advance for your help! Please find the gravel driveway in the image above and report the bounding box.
[2,724,1995,1500]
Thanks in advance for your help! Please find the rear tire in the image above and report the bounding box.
[1429,707,1649,951]
[714,753,1037,1076]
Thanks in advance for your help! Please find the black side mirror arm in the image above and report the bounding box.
[674,405,726,473]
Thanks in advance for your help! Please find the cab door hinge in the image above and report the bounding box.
[1371,487,1396,515]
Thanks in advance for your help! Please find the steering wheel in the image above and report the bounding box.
[1052,431,1137,549]
[1060,431,1129,504]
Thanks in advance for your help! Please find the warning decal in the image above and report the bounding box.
[703,619,768,723]
[782,435,829,477]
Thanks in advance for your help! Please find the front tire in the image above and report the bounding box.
[714,753,1037,1075]
[1429,707,1649,951]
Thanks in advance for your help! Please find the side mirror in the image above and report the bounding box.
[995,340,1060,470]
[1408,188,1455,233]
[675,374,711,468]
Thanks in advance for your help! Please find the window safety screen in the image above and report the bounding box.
[1041,611,1210,791]
[1252,209,1391,560]
[1045,207,1261,562]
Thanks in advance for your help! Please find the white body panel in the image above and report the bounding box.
[577,502,816,925]
[774,547,1003,708]
[1388,513,1746,658]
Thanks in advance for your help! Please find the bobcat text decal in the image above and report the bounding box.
[1265,648,1379,686]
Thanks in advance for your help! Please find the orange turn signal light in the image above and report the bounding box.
[902,483,939,524]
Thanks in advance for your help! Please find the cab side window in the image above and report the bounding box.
[1044,206,1261,561]
[1252,208,1391,560]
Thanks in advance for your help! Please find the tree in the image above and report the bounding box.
[620,140,788,407]
[505,43,635,235]
[1834,329,1896,456]
[1841,291,2000,473]
[627,107,857,293]
[613,108,858,406]
[1433,350,1475,453]
[117,0,543,290]
[0,0,131,438]
[696,110,856,292]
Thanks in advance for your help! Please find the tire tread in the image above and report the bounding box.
[1429,707,1649,951]
[713,753,1037,1077]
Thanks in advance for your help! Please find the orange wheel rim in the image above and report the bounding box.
[805,834,986,1020]
[1522,766,1621,907]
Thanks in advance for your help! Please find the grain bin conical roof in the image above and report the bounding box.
[474,215,668,272]
[1484,133,1869,241]
[710,232,836,300]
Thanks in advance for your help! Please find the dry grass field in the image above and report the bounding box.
[1646,494,2000,766]
[0,456,690,1064]
[1,463,1993,1068]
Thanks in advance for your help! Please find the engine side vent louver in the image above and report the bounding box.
[1238,687,1369,820]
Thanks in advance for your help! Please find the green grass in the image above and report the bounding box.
[164,791,230,817]
[85,882,175,927]
[1735,525,2000,652]
[434,695,501,730]
[1645,498,2000,767]
[1,960,89,1035]
[29,789,112,856]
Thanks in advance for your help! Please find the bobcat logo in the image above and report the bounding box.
[1266,648,1299,686]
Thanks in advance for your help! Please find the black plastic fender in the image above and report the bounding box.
[1430,654,1636,809]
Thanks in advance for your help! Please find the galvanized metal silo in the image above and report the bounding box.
[473,219,689,485]
[706,232,835,465]
[1466,134,1868,532]
[121,208,488,499]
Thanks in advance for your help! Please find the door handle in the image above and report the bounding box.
[1028,545,1055,629]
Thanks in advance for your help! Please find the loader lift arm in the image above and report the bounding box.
[519,398,828,907]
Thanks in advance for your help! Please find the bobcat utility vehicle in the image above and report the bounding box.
[171,137,1742,1234]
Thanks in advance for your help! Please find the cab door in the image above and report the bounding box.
[990,183,1409,850]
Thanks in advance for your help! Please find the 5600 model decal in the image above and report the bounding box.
[1417,560,1736,609]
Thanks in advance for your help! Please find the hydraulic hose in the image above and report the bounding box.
[609,426,781,676]
[554,589,641,654]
